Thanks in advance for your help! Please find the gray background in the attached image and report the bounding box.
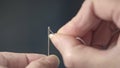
[0,0,83,68]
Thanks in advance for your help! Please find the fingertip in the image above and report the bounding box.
[47,55,60,67]
[26,55,59,68]
[49,33,55,39]
[25,54,47,63]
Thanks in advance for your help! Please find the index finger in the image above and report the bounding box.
[0,52,46,68]
[58,0,120,37]
[58,0,100,37]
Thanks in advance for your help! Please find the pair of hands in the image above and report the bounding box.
[1,0,120,68]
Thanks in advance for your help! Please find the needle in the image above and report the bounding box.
[48,26,54,56]
[48,26,50,56]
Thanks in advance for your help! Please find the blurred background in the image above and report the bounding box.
[0,0,84,68]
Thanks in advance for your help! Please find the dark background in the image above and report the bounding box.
[0,0,84,68]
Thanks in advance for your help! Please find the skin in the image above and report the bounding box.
[0,0,120,68]
[50,0,120,68]
[0,52,59,68]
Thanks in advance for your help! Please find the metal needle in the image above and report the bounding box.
[48,26,54,56]
[48,26,50,56]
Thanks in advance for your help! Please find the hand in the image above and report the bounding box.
[0,52,59,68]
[50,0,120,68]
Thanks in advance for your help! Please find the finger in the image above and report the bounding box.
[58,0,120,36]
[91,22,113,49]
[26,55,59,68]
[49,33,82,55]
[49,33,83,67]
[93,0,120,28]
[58,0,100,37]
[92,0,120,48]
[0,52,46,68]
[49,33,104,68]
[114,35,120,50]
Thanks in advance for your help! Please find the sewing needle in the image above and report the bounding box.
[48,26,54,56]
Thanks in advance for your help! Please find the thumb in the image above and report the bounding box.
[26,55,59,68]
[49,33,82,67]
[49,33,103,68]
[49,33,81,55]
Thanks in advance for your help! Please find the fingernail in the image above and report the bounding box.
[49,34,55,39]
[46,55,60,66]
